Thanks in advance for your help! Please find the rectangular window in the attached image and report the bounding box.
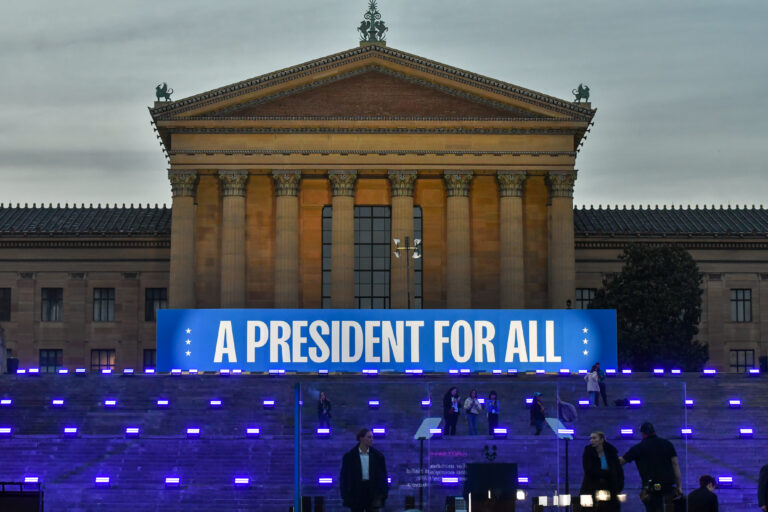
[575,288,596,309]
[39,349,63,373]
[91,349,116,372]
[0,288,10,321]
[730,289,752,322]
[321,207,332,309]
[413,206,423,309]
[355,206,391,309]
[93,288,115,322]
[143,349,156,371]
[730,349,755,373]
[145,288,168,322]
[41,288,63,322]
[322,206,422,309]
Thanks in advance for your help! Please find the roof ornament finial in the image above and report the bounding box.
[358,0,387,46]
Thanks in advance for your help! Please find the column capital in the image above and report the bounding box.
[272,170,301,197]
[328,170,357,197]
[168,170,198,197]
[497,171,527,197]
[443,171,473,197]
[548,170,578,198]
[388,170,417,197]
[218,170,249,197]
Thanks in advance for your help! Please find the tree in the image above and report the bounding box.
[589,244,708,371]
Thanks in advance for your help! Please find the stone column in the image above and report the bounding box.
[329,171,357,308]
[218,170,249,308]
[444,171,473,308]
[388,171,417,309]
[498,171,527,309]
[547,170,577,309]
[273,171,301,308]
[168,170,198,308]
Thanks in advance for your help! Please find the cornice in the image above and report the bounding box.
[576,239,768,250]
[169,149,576,158]
[166,127,581,135]
[0,240,170,249]
[150,45,594,120]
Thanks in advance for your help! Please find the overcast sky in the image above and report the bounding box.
[1,0,766,208]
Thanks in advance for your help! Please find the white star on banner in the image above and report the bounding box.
[186,350,191,357]
[583,338,589,345]
[186,328,191,334]
[583,349,589,356]
[186,339,191,345]
[582,327,589,334]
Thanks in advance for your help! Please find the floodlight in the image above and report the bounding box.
[739,427,754,438]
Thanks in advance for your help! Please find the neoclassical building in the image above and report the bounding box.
[0,42,765,373]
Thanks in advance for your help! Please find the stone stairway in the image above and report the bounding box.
[0,372,765,511]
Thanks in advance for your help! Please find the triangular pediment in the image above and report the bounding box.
[208,68,538,119]
[150,45,594,121]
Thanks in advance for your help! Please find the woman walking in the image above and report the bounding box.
[580,430,624,511]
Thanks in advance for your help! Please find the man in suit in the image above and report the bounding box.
[759,464,768,512]
[340,428,388,512]
[687,475,717,512]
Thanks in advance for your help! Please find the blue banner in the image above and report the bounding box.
[156,309,616,373]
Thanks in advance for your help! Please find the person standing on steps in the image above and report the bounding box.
[464,389,482,435]
[585,365,601,406]
[443,387,460,436]
[759,463,768,512]
[340,428,388,512]
[595,362,609,406]
[619,422,682,512]
[687,475,718,512]
[580,431,624,512]
[486,390,500,436]
[318,391,332,428]
[530,392,545,435]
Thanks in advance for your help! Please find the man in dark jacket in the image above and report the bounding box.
[619,422,682,512]
[340,428,388,512]
[687,475,717,512]
[759,464,768,512]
